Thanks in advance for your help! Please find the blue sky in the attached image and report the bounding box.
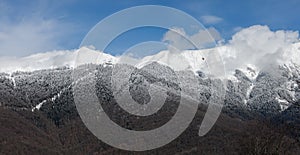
[0,0,300,56]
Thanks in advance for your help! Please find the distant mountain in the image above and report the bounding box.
[1,41,299,73]
[0,44,300,154]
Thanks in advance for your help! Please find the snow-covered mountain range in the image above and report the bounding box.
[1,25,300,114]
[0,40,300,113]
[1,41,300,73]
[0,26,300,154]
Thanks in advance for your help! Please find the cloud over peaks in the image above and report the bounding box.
[225,25,299,72]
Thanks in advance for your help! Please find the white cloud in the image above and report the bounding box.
[232,26,243,33]
[224,25,300,72]
[200,15,223,24]
[162,27,221,52]
[0,19,66,57]
[0,0,75,57]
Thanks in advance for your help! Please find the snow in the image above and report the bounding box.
[238,65,259,81]
[275,97,291,112]
[32,100,47,112]
[128,46,226,77]
[1,41,296,113]
[0,41,299,79]
[0,50,75,73]
[284,81,297,102]
[0,47,117,73]
[227,74,240,83]
[0,45,225,76]
[242,83,255,105]
[11,76,16,87]
[31,88,67,112]
[246,84,254,99]
[282,64,300,102]
[75,47,117,67]
[31,68,99,112]
[135,50,202,71]
[5,73,16,88]
[51,90,63,102]
[0,45,249,81]
[282,42,300,65]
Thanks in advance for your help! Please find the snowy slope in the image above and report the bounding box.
[0,45,235,76]
[0,42,299,77]
[0,47,117,73]
[0,44,299,114]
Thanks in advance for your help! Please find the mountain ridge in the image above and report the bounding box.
[1,42,300,74]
